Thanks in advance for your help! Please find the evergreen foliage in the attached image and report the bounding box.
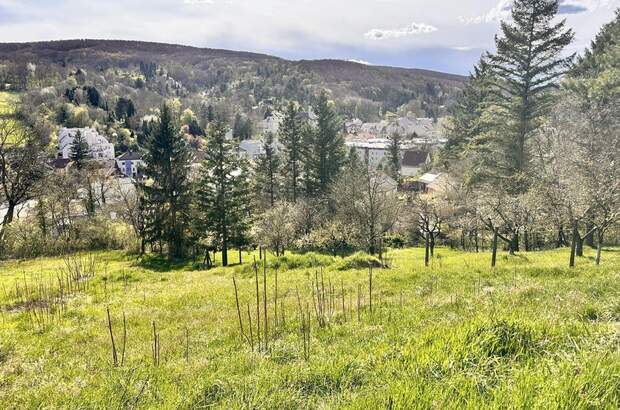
[141,103,192,259]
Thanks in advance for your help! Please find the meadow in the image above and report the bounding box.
[0,246,619,409]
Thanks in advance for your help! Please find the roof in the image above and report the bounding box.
[118,151,143,161]
[401,150,429,167]
[419,173,441,184]
[51,158,72,169]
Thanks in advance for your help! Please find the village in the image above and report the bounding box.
[48,111,448,203]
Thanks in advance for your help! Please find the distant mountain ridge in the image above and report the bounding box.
[0,39,466,120]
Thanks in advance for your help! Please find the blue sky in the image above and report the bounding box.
[0,0,618,74]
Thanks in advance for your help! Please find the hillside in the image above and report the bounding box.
[1,247,619,407]
[0,39,466,120]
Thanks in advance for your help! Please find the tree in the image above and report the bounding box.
[442,57,495,165]
[386,132,402,184]
[0,115,48,244]
[410,194,446,267]
[69,130,90,170]
[83,86,101,107]
[331,160,401,257]
[232,113,252,140]
[486,0,574,190]
[253,132,280,209]
[195,119,251,266]
[303,93,346,196]
[141,103,192,259]
[253,202,297,256]
[279,102,303,202]
[115,97,136,121]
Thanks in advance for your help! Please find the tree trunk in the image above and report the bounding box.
[569,222,578,268]
[239,248,242,265]
[576,234,584,257]
[523,229,530,252]
[491,229,498,268]
[430,233,435,257]
[595,230,603,266]
[222,236,228,267]
[424,232,430,267]
[585,222,595,248]
[0,201,16,242]
[474,230,479,253]
[509,232,518,255]
[557,226,565,248]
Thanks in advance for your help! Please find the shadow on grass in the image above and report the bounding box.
[134,255,201,272]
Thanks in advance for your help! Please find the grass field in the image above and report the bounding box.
[1,247,619,409]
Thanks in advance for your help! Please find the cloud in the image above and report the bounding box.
[451,46,475,51]
[365,22,438,40]
[183,0,214,4]
[459,0,601,25]
[348,59,373,65]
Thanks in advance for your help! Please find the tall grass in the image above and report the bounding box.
[0,246,618,408]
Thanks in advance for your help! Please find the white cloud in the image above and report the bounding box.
[458,0,615,25]
[348,59,373,65]
[459,0,512,25]
[183,0,214,4]
[451,46,475,51]
[365,22,438,40]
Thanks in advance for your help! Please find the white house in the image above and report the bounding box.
[58,127,115,160]
[116,151,145,179]
[261,111,284,135]
[346,138,417,170]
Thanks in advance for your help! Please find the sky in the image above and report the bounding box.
[0,0,618,74]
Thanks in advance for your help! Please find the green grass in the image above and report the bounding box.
[1,247,619,409]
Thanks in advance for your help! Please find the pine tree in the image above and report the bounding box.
[279,102,303,202]
[195,119,251,266]
[253,131,280,209]
[386,132,402,184]
[141,103,192,259]
[69,130,90,170]
[442,57,495,164]
[487,0,574,189]
[303,93,346,196]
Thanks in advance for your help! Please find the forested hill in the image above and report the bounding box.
[0,39,466,120]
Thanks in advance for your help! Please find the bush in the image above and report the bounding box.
[1,216,134,259]
[335,252,383,270]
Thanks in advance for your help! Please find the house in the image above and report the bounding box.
[401,150,431,177]
[345,118,363,134]
[417,172,448,194]
[239,139,264,161]
[346,140,390,169]
[57,127,115,160]
[49,157,72,174]
[116,151,145,179]
[261,111,284,135]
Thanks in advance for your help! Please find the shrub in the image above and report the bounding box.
[335,252,383,270]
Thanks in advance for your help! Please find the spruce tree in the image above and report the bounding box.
[253,131,280,209]
[279,102,303,202]
[442,57,495,164]
[69,130,90,170]
[141,103,192,259]
[386,132,402,184]
[487,0,574,189]
[195,119,251,267]
[303,93,346,196]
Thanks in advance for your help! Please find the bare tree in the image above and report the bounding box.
[331,163,401,258]
[0,108,48,243]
